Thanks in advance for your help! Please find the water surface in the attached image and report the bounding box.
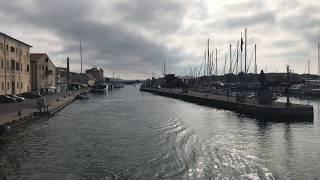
[1,86,320,179]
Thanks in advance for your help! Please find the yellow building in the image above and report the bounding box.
[30,53,56,93]
[0,32,32,95]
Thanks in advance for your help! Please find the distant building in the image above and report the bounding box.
[71,72,95,86]
[86,67,104,82]
[0,32,32,95]
[30,53,56,93]
[56,67,68,92]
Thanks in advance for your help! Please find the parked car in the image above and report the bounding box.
[0,95,16,103]
[32,91,41,96]
[21,92,42,99]
[8,94,26,102]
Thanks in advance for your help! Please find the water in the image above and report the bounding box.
[1,86,320,179]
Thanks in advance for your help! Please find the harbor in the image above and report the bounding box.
[2,0,320,179]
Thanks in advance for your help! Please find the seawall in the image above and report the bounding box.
[141,88,314,122]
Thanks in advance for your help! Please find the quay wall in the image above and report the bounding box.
[0,90,88,135]
[141,88,313,122]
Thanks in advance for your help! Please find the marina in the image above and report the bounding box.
[1,0,320,179]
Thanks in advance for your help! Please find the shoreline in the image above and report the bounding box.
[0,90,88,136]
[140,88,314,122]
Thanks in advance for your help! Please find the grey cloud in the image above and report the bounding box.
[220,11,276,29]
[0,0,193,78]
[113,0,187,33]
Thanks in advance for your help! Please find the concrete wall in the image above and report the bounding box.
[0,34,31,95]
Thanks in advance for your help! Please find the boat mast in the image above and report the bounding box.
[240,32,243,72]
[254,44,257,74]
[207,39,210,77]
[216,48,218,76]
[229,44,232,74]
[80,41,83,74]
[308,60,310,75]
[236,41,239,74]
[318,43,319,80]
[163,58,166,76]
[244,28,247,74]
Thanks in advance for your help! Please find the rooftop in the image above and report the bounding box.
[0,32,32,48]
[30,53,47,61]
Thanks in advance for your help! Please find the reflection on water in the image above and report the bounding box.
[1,86,320,179]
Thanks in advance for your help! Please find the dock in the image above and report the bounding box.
[140,88,314,121]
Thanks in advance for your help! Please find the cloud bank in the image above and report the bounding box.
[0,0,319,79]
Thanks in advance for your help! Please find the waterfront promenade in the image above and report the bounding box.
[0,90,85,131]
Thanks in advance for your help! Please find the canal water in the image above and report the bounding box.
[1,86,320,179]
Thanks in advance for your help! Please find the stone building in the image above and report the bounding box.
[56,67,68,93]
[86,67,104,82]
[71,72,95,87]
[30,53,56,93]
[0,32,32,95]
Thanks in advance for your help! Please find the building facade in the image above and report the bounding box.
[0,32,32,95]
[86,67,104,82]
[56,67,68,93]
[30,53,56,93]
[70,72,95,86]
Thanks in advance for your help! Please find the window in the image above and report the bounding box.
[6,45,8,51]
[46,66,48,71]
[11,60,15,70]
[1,82,4,90]
[17,82,19,88]
[7,82,9,89]
[26,51,29,56]
[42,65,44,70]
[45,58,48,62]
[16,63,19,71]
[10,46,15,52]
[0,43,3,49]
[39,64,41,70]
[1,59,3,69]
[21,82,23,89]
[27,64,30,72]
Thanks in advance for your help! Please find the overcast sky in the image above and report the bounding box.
[1,0,319,79]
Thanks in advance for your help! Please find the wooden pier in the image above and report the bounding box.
[140,88,314,121]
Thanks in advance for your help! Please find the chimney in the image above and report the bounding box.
[67,57,70,89]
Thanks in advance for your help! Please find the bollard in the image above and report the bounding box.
[18,111,21,116]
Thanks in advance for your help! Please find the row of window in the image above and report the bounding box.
[1,82,23,90]
[38,64,49,72]
[0,59,30,72]
[0,43,29,56]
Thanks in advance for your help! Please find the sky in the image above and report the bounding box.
[0,0,319,79]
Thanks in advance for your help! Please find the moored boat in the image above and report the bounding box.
[91,82,107,93]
